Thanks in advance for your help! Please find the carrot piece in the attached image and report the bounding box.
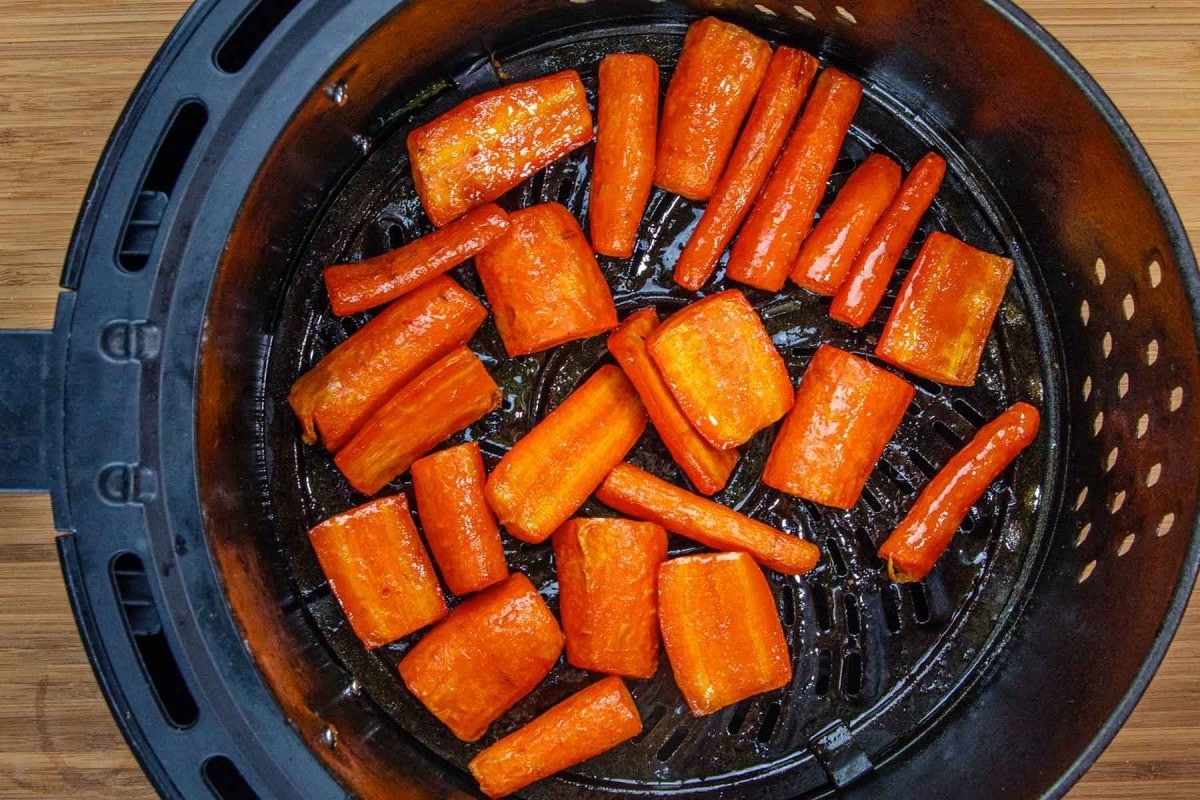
[485,366,647,543]
[658,552,792,716]
[408,71,593,226]
[654,17,771,201]
[725,69,863,291]
[878,402,1040,583]
[288,276,487,451]
[790,154,902,295]
[334,347,500,495]
[468,676,641,798]
[307,495,446,648]
[831,153,946,327]
[646,290,792,449]
[323,204,509,316]
[674,47,818,291]
[398,573,563,742]
[875,232,1014,386]
[553,518,668,678]
[763,345,914,509]
[411,442,509,596]
[590,54,660,258]
[597,464,820,575]
[608,309,738,495]
[476,203,619,357]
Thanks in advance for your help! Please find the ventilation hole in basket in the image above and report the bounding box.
[1092,411,1104,436]
[843,594,861,635]
[908,583,931,624]
[952,398,987,428]
[1075,486,1088,510]
[855,526,881,567]
[756,701,783,743]
[1118,373,1130,399]
[1148,260,1162,288]
[780,587,796,626]
[882,584,903,633]
[933,420,964,449]
[826,538,849,576]
[656,727,689,762]
[629,706,666,744]
[1094,257,1107,285]
[1146,339,1159,366]
[1105,447,1119,472]
[861,487,883,513]
[1082,375,1093,402]
[1122,294,1135,320]
[841,651,864,698]
[836,5,858,23]
[814,649,833,696]
[1110,491,1126,514]
[1079,300,1090,326]
[1078,560,1097,583]
[879,460,914,493]
[1146,463,1162,488]
[910,449,938,479]
[755,3,779,15]
[1076,523,1092,547]
[959,512,976,534]
[1102,331,1113,358]
[1137,414,1150,439]
[793,4,817,21]
[1169,386,1184,412]
[1157,513,1176,537]
[812,587,832,631]
[726,701,752,735]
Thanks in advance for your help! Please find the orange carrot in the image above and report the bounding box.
[485,366,646,543]
[408,71,593,226]
[597,463,820,575]
[398,573,563,742]
[468,676,641,798]
[590,54,659,258]
[646,290,792,449]
[307,495,446,648]
[323,204,509,316]
[879,402,1040,582]
[654,17,771,201]
[608,309,738,495]
[831,153,946,327]
[674,47,818,291]
[288,276,487,451]
[334,347,500,495]
[553,518,668,678]
[875,232,1014,386]
[791,154,902,295]
[411,442,509,596]
[658,552,792,716]
[725,69,863,291]
[763,345,914,508]
[476,203,618,357]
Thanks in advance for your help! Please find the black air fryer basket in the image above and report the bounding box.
[0,1,1197,798]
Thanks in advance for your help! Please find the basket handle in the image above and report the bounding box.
[0,329,54,492]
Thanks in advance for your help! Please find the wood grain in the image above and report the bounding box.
[0,1,1196,798]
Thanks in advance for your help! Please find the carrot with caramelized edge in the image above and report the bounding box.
[335,347,500,495]
[288,276,487,450]
[308,495,446,648]
[476,203,618,356]
[658,552,792,715]
[591,54,660,258]
[647,290,792,449]
[879,402,1040,583]
[323,204,509,316]
[875,232,1013,386]
[654,17,771,201]
[726,68,863,291]
[553,518,668,678]
[608,309,738,495]
[486,366,646,543]
[411,442,508,596]
[791,154,902,295]
[674,46,818,291]
[831,153,946,327]
[399,573,563,741]
[468,676,641,798]
[597,464,820,575]
[764,345,914,508]
[408,71,593,226]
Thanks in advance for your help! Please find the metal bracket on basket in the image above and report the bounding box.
[808,719,876,790]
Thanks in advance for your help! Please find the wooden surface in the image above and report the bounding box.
[0,1,1197,797]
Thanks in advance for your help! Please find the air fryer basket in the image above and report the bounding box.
[10,0,1196,798]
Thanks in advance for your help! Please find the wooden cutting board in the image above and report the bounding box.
[0,1,1196,797]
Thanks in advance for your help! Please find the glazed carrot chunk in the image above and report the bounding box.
[658,552,792,716]
[763,345,915,509]
[590,54,660,258]
[875,232,1014,386]
[791,154,902,295]
[553,518,668,678]
[411,442,509,596]
[879,402,1040,583]
[398,573,563,742]
[608,309,738,495]
[335,347,500,495]
[647,290,792,449]
[408,71,593,226]
[476,203,618,357]
[597,464,820,575]
[726,68,863,291]
[674,46,818,291]
[288,276,486,451]
[654,17,771,201]
[468,676,641,798]
[323,204,509,316]
[486,366,647,543]
[308,495,446,648]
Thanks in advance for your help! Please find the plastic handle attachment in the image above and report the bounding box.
[0,330,53,492]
